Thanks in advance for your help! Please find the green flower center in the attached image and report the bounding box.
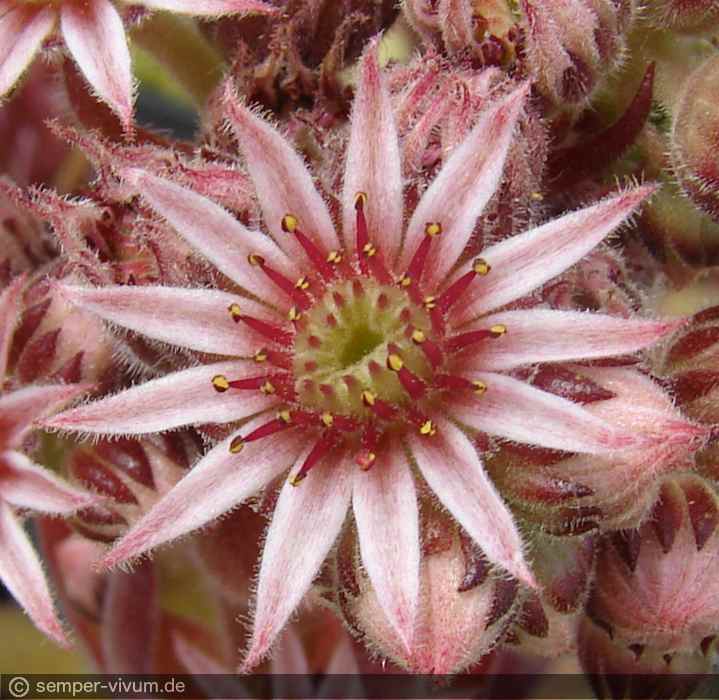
[293,278,433,415]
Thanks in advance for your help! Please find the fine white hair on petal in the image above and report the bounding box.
[138,0,277,15]
[60,0,134,130]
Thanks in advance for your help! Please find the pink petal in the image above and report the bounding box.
[454,371,634,452]
[0,273,26,379]
[138,0,277,14]
[56,283,278,357]
[243,454,352,670]
[342,41,404,264]
[224,89,339,255]
[0,450,98,514]
[463,310,684,371]
[408,418,535,586]
[0,383,91,448]
[60,0,133,130]
[42,361,275,436]
[398,84,528,286]
[0,5,55,97]
[453,184,657,323]
[102,422,303,568]
[122,168,295,302]
[352,440,419,652]
[0,501,68,645]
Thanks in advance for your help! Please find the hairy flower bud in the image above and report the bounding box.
[579,475,719,696]
[645,0,719,32]
[339,510,519,673]
[671,54,719,224]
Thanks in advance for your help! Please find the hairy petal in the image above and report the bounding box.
[0,450,98,514]
[453,185,657,323]
[0,384,91,448]
[137,0,277,15]
[343,41,403,262]
[0,5,55,98]
[454,372,634,452]
[353,440,419,652]
[43,361,274,436]
[121,169,295,301]
[0,274,26,379]
[464,310,684,370]
[0,501,67,645]
[60,0,133,130]
[400,85,528,286]
[244,455,352,670]
[224,91,339,254]
[409,419,534,586]
[56,284,277,356]
[103,422,304,569]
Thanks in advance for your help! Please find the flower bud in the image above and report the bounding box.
[340,510,518,673]
[66,434,191,542]
[671,54,719,224]
[490,367,708,532]
[646,0,719,33]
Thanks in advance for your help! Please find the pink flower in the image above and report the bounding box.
[0,0,276,130]
[0,275,97,645]
[46,44,679,667]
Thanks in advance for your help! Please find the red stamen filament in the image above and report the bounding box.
[434,258,491,316]
[290,433,338,486]
[355,193,392,284]
[387,350,426,400]
[402,222,442,291]
[248,254,312,310]
[282,214,336,282]
[445,324,507,353]
[229,305,293,346]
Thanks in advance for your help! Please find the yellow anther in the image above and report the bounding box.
[425,222,442,237]
[229,436,244,454]
[423,296,437,310]
[531,191,544,201]
[473,258,491,276]
[278,409,293,424]
[387,354,404,372]
[411,329,426,344]
[295,276,310,290]
[354,191,368,208]
[362,242,377,257]
[473,380,488,395]
[327,250,343,264]
[260,381,276,395]
[362,390,377,406]
[212,375,230,392]
[321,412,334,427]
[359,452,376,471]
[419,420,436,436]
[398,274,412,287]
[490,324,507,337]
[253,349,268,363]
[289,472,306,487]
[247,253,264,266]
[281,214,298,233]
[228,303,242,320]
[288,306,302,322]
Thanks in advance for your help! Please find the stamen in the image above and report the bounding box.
[402,222,442,291]
[410,328,443,368]
[231,414,296,451]
[290,434,337,486]
[433,257,491,316]
[228,304,293,346]
[212,373,295,399]
[247,253,312,310]
[406,406,437,436]
[355,193,392,283]
[282,214,336,282]
[254,348,292,370]
[387,350,426,400]
[356,424,380,470]
[445,324,507,353]
[435,374,488,395]
[212,375,230,392]
[362,390,398,420]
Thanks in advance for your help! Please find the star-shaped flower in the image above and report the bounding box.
[0,0,276,130]
[0,275,97,645]
[46,44,681,667]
